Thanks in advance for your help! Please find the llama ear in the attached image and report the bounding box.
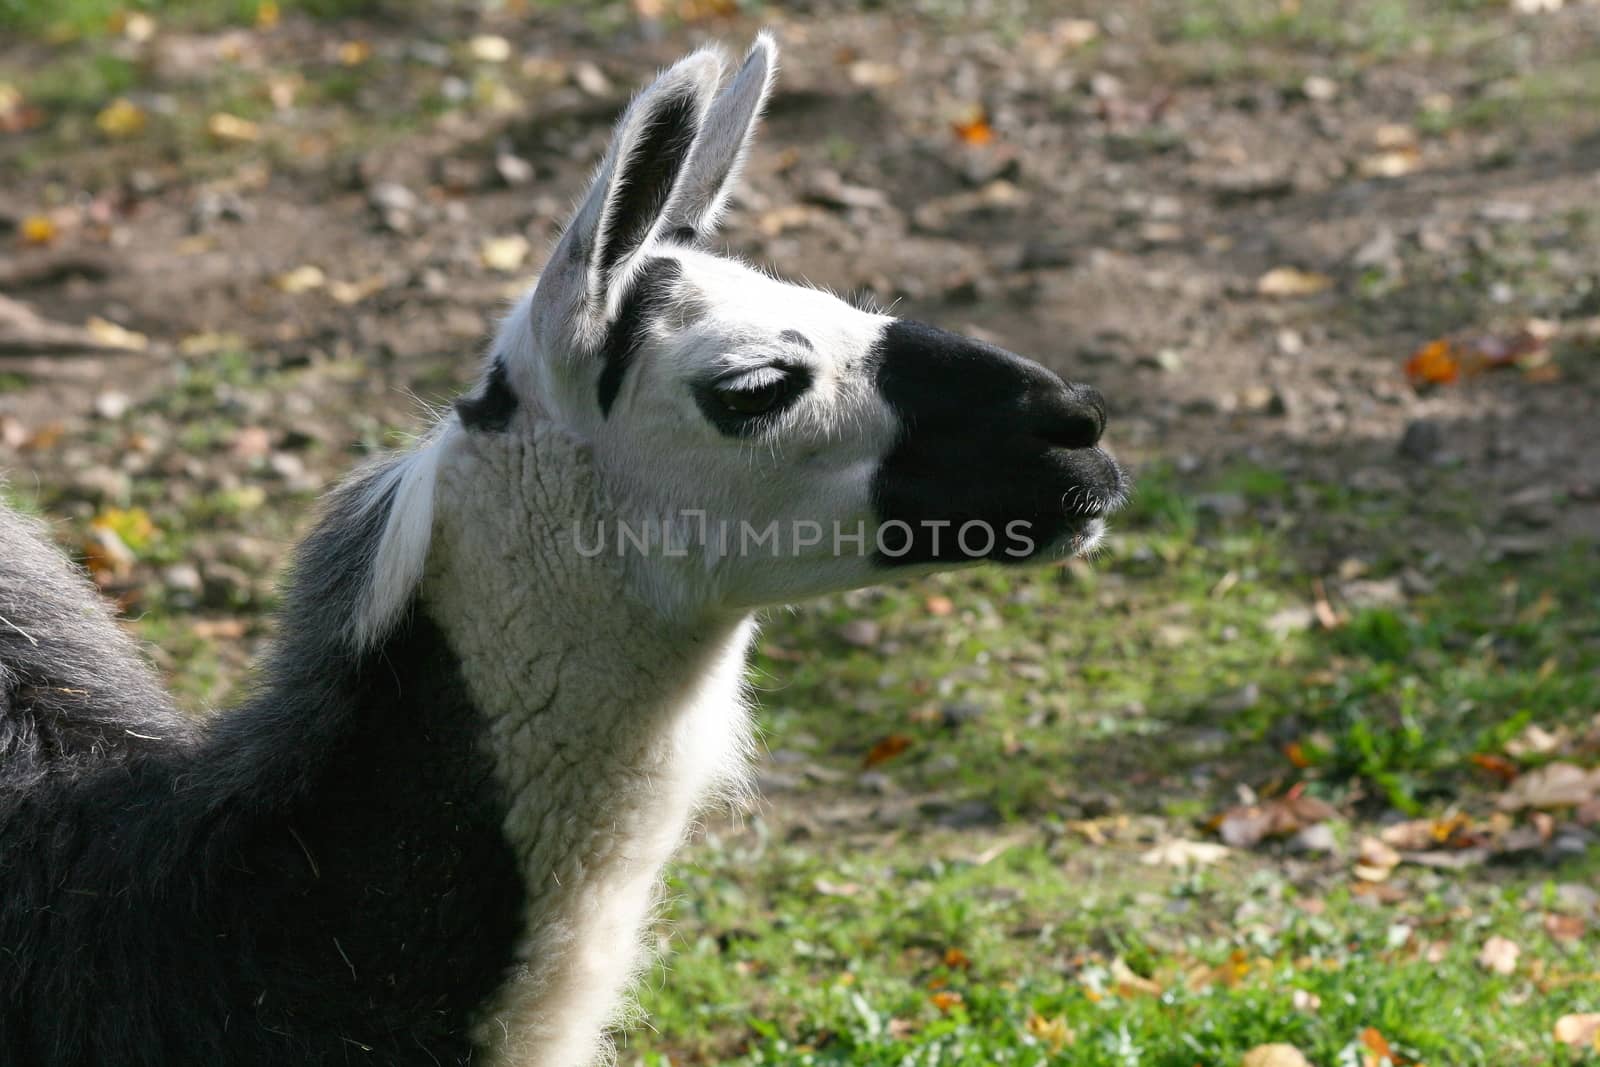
[543,48,722,334]
[663,33,778,241]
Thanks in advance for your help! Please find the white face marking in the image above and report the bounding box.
[586,250,901,613]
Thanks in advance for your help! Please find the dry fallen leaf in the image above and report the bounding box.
[863,733,913,767]
[120,11,157,42]
[0,82,44,134]
[84,316,148,351]
[951,105,994,146]
[1544,913,1586,943]
[480,234,531,273]
[1257,266,1333,298]
[1360,1026,1398,1065]
[20,214,58,246]
[274,265,326,294]
[1141,839,1229,868]
[1404,338,1461,386]
[469,34,512,63]
[1470,752,1519,783]
[1216,790,1339,848]
[207,112,261,144]
[1359,146,1421,178]
[1354,835,1401,882]
[1554,1013,1600,1050]
[1110,956,1163,997]
[1498,762,1599,811]
[328,275,387,305]
[1477,934,1520,975]
[1379,813,1473,851]
[95,98,147,139]
[337,40,371,66]
[1241,1044,1311,1067]
[1052,17,1100,47]
[1024,1013,1074,1053]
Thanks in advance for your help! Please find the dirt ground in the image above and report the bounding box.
[5,2,1599,553]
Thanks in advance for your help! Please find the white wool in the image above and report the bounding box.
[422,424,757,1067]
[350,424,452,648]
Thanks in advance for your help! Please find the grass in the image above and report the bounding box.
[0,0,382,36]
[616,458,1600,1065]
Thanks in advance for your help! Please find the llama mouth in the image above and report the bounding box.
[1051,447,1128,519]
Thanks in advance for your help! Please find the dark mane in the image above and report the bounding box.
[0,466,523,1065]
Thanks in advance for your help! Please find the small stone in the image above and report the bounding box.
[1238,385,1285,414]
[1291,823,1338,853]
[572,61,611,96]
[1342,578,1405,610]
[189,189,251,232]
[1195,492,1248,518]
[93,391,130,420]
[367,181,418,233]
[1266,606,1314,638]
[857,770,896,794]
[495,146,534,186]
[160,563,203,606]
[201,561,254,609]
[1398,419,1442,461]
[72,465,131,504]
[1302,75,1339,101]
[1490,534,1549,560]
[836,619,881,649]
[1213,683,1261,714]
[267,452,305,481]
[941,701,986,728]
[804,168,889,210]
[935,799,1002,828]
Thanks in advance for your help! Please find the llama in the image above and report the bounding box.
[0,35,1124,1067]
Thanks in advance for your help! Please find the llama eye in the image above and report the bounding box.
[695,364,812,437]
[715,380,784,416]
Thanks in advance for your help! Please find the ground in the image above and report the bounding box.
[2,1,1599,1064]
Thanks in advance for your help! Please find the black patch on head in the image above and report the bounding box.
[597,257,684,417]
[661,226,700,247]
[598,91,701,281]
[455,358,519,432]
[778,329,813,351]
[869,318,1120,567]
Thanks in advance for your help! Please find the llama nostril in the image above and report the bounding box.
[1040,385,1106,450]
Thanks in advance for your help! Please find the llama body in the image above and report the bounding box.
[0,34,1124,1065]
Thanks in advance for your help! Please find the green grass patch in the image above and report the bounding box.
[0,0,383,36]
[620,458,1600,1061]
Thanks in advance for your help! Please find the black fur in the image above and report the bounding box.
[597,90,701,281]
[596,257,685,416]
[778,330,813,351]
[869,318,1121,566]
[455,358,519,432]
[0,474,524,1066]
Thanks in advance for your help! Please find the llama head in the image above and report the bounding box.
[447,34,1124,619]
